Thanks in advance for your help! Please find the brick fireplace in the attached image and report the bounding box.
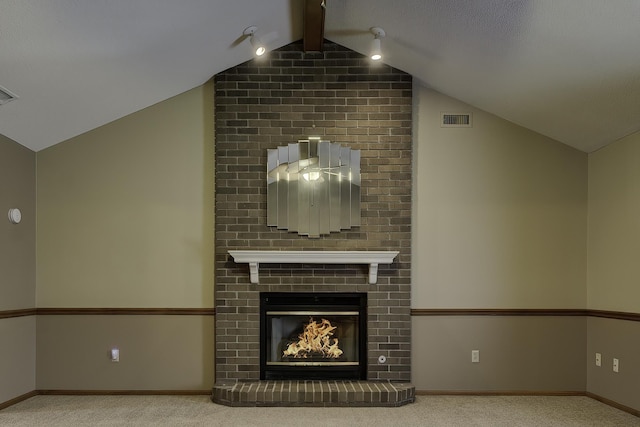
[213,40,412,405]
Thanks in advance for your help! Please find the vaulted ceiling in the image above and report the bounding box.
[1,1,639,153]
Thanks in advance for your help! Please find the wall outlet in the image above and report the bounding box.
[110,348,120,362]
[613,358,619,373]
[471,350,480,363]
[595,352,601,367]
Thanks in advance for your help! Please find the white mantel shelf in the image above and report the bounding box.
[228,250,399,285]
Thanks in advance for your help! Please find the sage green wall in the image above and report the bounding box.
[412,86,588,309]
[0,135,36,310]
[0,135,36,403]
[587,131,640,411]
[35,82,215,390]
[36,83,214,308]
[411,86,588,391]
[587,130,640,313]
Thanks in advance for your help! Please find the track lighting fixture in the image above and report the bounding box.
[243,26,266,56]
[369,27,385,61]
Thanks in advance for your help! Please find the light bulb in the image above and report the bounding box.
[252,36,266,56]
[370,38,382,61]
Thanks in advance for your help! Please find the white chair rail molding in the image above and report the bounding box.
[228,250,399,284]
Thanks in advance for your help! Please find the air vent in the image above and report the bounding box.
[0,86,18,106]
[441,113,472,128]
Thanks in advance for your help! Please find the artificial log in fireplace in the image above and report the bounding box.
[260,292,367,380]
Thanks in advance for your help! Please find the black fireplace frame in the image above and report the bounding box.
[260,292,367,380]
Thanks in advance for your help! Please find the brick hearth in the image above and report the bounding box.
[212,380,415,407]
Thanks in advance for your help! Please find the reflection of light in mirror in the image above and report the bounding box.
[303,171,321,181]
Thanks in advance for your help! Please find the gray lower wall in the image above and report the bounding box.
[0,316,36,403]
[412,316,587,392]
[36,315,214,391]
[587,317,640,411]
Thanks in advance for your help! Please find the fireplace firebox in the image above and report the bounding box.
[260,292,367,380]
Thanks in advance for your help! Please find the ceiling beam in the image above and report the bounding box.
[303,0,325,52]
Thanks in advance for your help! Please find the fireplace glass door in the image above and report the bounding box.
[260,292,366,380]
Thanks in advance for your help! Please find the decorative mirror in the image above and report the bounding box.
[267,138,361,238]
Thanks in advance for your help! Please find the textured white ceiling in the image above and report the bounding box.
[1,0,639,152]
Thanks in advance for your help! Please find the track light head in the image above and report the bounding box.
[369,27,386,61]
[252,36,266,56]
[243,26,266,56]
[370,38,382,61]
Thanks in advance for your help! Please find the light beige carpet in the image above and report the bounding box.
[1,395,638,426]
